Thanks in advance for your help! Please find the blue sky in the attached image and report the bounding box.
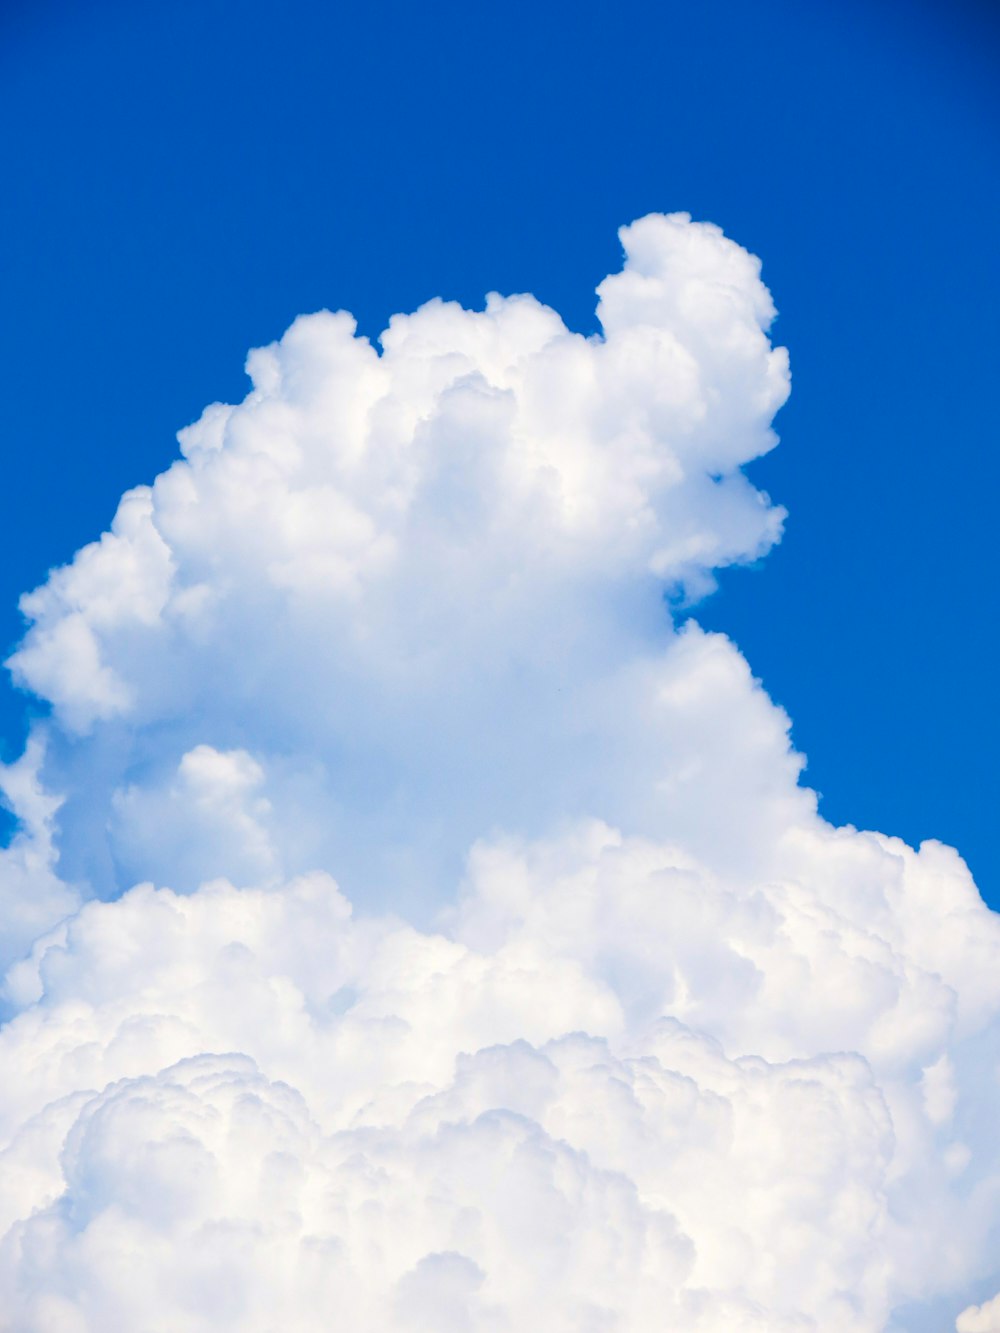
[6,8,1000,1325]
[1,0,998,901]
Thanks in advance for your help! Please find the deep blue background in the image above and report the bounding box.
[1,0,998,900]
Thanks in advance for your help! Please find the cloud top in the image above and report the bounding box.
[9,213,787,729]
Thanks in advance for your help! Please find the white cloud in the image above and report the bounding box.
[959,1294,1000,1332]
[109,745,279,892]
[0,214,995,1330]
[5,215,790,908]
[0,737,79,981]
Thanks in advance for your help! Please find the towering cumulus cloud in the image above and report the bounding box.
[0,214,996,1331]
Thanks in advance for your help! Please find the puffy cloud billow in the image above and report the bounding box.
[0,213,996,1330]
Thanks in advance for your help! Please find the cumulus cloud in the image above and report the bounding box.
[5,214,791,913]
[0,213,996,1330]
[959,1295,1000,1332]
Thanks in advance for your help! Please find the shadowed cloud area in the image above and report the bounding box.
[0,216,998,1331]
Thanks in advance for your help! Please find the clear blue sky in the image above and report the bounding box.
[1,0,998,901]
